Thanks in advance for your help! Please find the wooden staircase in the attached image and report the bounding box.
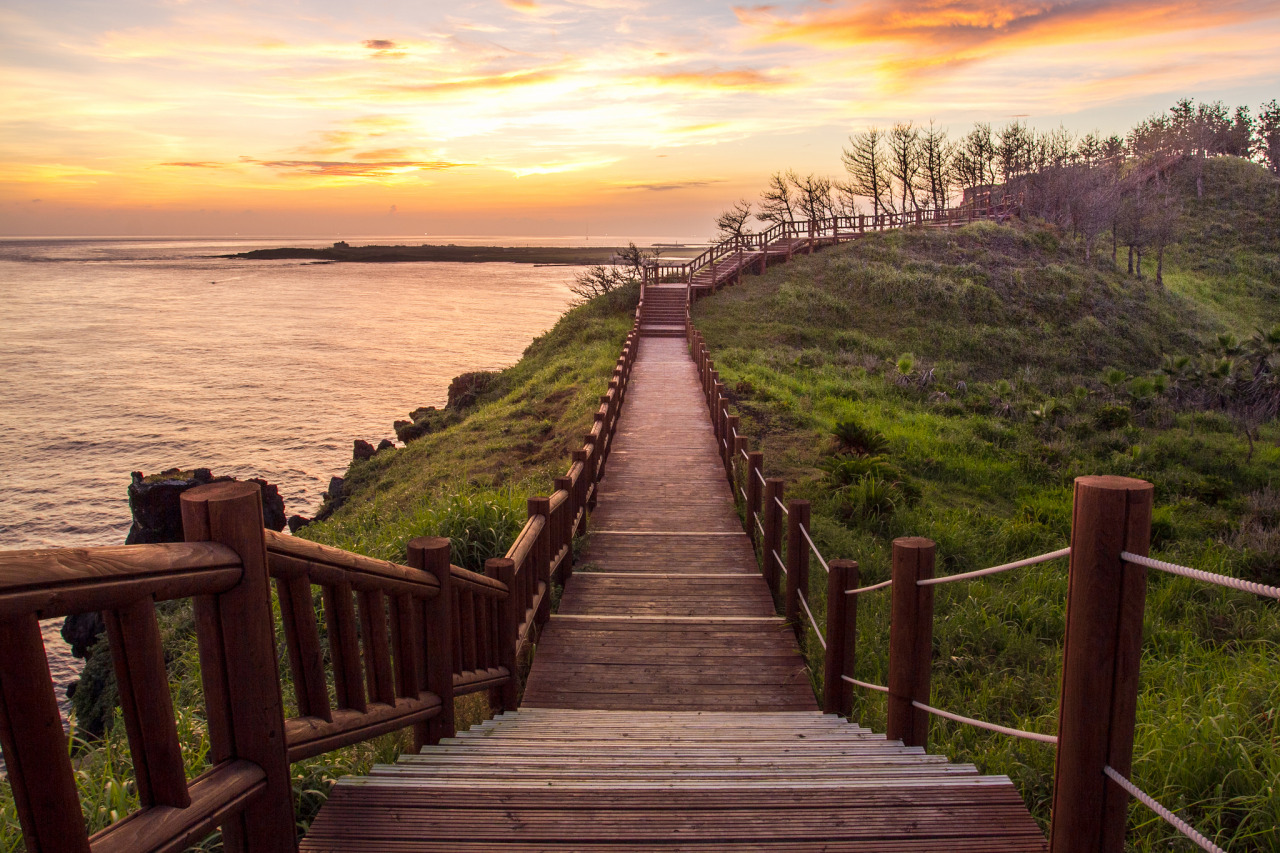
[302,709,1047,850]
[637,286,688,337]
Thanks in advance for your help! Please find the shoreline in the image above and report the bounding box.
[227,243,636,264]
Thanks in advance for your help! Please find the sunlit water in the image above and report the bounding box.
[0,235,673,728]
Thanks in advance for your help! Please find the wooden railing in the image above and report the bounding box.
[688,311,1276,853]
[641,203,1021,298]
[0,320,640,852]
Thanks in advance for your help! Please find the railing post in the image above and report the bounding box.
[1050,476,1153,853]
[571,449,589,536]
[732,435,748,494]
[784,499,810,641]
[824,559,859,716]
[886,536,935,749]
[723,414,739,476]
[583,434,599,510]
[0,614,90,853]
[409,536,455,745]
[554,475,574,581]
[181,481,296,853]
[529,497,553,629]
[746,452,764,549]
[762,479,785,598]
[487,556,520,711]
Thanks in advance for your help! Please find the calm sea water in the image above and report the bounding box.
[0,235,677,722]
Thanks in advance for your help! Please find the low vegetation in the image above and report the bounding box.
[698,156,1280,849]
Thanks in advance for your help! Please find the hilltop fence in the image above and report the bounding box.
[0,314,642,853]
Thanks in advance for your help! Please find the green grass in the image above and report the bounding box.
[703,158,1280,850]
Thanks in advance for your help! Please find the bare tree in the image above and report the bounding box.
[791,173,837,222]
[1149,172,1181,287]
[919,121,953,212]
[715,199,754,242]
[842,128,892,217]
[1071,166,1120,263]
[758,170,799,224]
[887,122,923,213]
[569,265,631,303]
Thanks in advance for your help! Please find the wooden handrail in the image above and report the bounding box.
[0,542,242,618]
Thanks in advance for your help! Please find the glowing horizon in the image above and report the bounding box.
[3,0,1277,238]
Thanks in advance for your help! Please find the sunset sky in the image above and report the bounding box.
[3,0,1278,238]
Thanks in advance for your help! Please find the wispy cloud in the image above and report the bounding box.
[241,158,470,177]
[617,179,726,191]
[736,0,1280,79]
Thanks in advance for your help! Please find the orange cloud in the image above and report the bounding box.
[645,68,786,91]
[736,0,1280,74]
[387,67,565,96]
[239,158,471,177]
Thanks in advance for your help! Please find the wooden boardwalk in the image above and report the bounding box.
[302,317,1048,851]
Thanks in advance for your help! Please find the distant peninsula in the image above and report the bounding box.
[224,242,672,264]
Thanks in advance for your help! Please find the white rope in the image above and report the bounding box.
[918,547,1071,587]
[755,468,767,487]
[797,590,827,650]
[755,514,765,539]
[775,496,789,515]
[842,675,889,693]
[847,579,892,595]
[740,448,750,461]
[910,701,1057,744]
[798,524,831,575]
[721,437,728,450]
[772,549,785,571]
[740,486,748,502]
[1103,766,1225,853]
[1121,552,1280,599]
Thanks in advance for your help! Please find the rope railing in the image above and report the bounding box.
[798,523,830,575]
[1103,766,1226,853]
[1121,551,1280,599]
[796,590,826,651]
[846,578,892,595]
[688,299,1266,851]
[911,700,1058,745]
[841,675,889,693]
[917,547,1071,587]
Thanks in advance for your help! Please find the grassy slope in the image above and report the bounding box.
[694,158,1280,850]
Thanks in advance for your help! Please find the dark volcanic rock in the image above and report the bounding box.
[394,406,462,443]
[61,611,105,659]
[353,439,376,462]
[288,514,312,533]
[447,370,497,410]
[125,469,286,544]
[377,439,395,453]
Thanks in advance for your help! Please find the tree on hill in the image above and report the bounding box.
[1260,100,1280,173]
[920,121,952,212]
[715,199,754,242]
[842,128,892,218]
[757,171,799,225]
[887,122,923,213]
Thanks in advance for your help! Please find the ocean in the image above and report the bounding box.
[0,235,667,719]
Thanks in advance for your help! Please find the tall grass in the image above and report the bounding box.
[702,181,1280,850]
